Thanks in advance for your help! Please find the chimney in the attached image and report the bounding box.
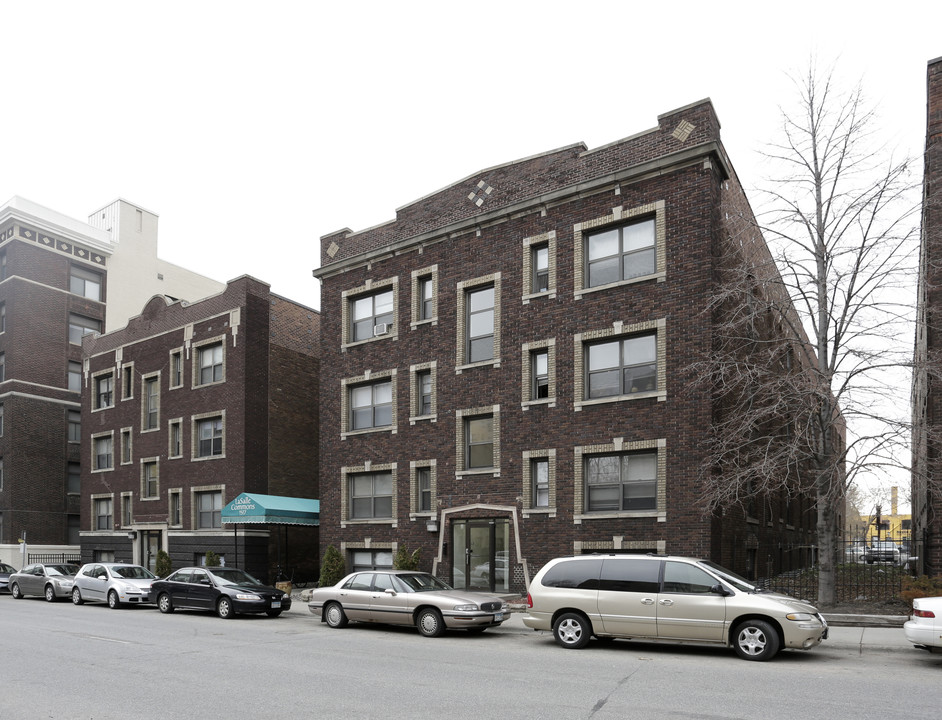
[891,486,898,516]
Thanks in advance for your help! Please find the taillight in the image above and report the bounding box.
[914,608,936,619]
[527,592,533,608]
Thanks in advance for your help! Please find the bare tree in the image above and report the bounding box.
[698,60,919,605]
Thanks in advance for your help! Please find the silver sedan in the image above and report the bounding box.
[9,563,79,601]
[72,563,158,608]
[309,570,507,637]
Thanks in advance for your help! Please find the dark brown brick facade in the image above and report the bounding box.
[316,100,818,590]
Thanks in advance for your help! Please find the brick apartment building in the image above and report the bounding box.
[913,56,942,577]
[81,275,320,582]
[315,99,821,592]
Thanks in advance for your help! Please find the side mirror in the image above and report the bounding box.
[711,584,732,597]
[384,588,397,596]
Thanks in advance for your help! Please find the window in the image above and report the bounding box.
[68,361,82,392]
[169,419,183,458]
[351,550,394,572]
[466,416,494,469]
[69,314,101,344]
[349,380,392,430]
[94,372,114,409]
[0,458,3,492]
[196,490,222,529]
[67,462,80,494]
[466,286,494,363]
[0,250,6,280]
[70,265,103,301]
[531,350,549,399]
[68,410,81,443]
[170,490,182,526]
[0,403,3,436]
[0,302,5,332]
[0,352,4,382]
[417,467,432,512]
[121,428,132,464]
[68,515,80,545]
[122,494,133,527]
[418,276,434,320]
[585,217,655,288]
[170,350,183,388]
[142,461,158,499]
[532,244,549,293]
[95,497,113,530]
[195,416,223,458]
[143,376,159,429]
[417,370,432,416]
[93,434,113,471]
[586,334,656,399]
[585,452,657,512]
[349,472,393,519]
[532,459,549,507]
[351,288,394,342]
[197,342,223,385]
[122,365,134,399]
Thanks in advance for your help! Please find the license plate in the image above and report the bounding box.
[494,612,503,622]
[271,600,281,609]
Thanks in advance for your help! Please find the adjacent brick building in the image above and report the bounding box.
[913,56,942,577]
[315,99,820,592]
[80,276,320,582]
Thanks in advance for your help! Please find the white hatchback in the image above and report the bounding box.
[904,596,942,653]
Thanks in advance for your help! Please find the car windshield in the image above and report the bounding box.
[697,560,758,593]
[47,565,78,577]
[395,573,453,593]
[207,568,263,586]
[0,563,14,573]
[112,566,157,580]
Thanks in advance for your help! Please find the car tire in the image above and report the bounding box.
[324,602,348,628]
[157,593,174,614]
[416,607,445,638]
[732,619,780,661]
[44,584,57,602]
[266,609,283,618]
[217,596,234,619]
[553,612,591,649]
[10,582,22,599]
[108,590,120,609]
[72,587,84,605]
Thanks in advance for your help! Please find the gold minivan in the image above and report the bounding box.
[523,555,828,661]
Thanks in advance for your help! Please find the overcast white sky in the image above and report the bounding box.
[4,2,937,511]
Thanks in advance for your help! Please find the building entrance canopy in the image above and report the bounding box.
[221,493,320,526]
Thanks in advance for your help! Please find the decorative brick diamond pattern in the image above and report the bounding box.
[467,180,494,207]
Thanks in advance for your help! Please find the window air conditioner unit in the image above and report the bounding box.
[373,323,389,336]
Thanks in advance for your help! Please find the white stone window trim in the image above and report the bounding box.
[455,273,501,373]
[410,265,439,329]
[522,449,557,518]
[408,361,437,425]
[409,459,437,521]
[169,347,185,390]
[522,230,557,303]
[90,492,115,532]
[90,367,116,413]
[341,277,399,350]
[574,318,667,411]
[191,334,227,389]
[140,371,161,433]
[191,410,226,461]
[139,456,161,501]
[119,426,133,466]
[167,417,184,459]
[573,200,666,300]
[190,483,225,531]
[455,405,501,478]
[341,368,398,439]
[339,461,398,529]
[90,430,115,473]
[573,437,667,525]
[521,338,557,410]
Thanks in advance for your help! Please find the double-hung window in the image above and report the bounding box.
[197,343,223,385]
[349,472,393,520]
[466,286,495,363]
[196,490,222,529]
[531,350,549,400]
[95,374,114,409]
[585,452,657,512]
[93,435,113,470]
[585,217,656,288]
[417,467,432,512]
[418,276,434,320]
[351,289,394,342]
[143,376,159,429]
[465,416,494,469]
[69,314,101,345]
[532,459,549,507]
[95,497,113,530]
[68,361,82,392]
[531,244,549,293]
[142,461,158,499]
[586,334,656,398]
[196,416,223,458]
[350,381,392,430]
[417,370,432,417]
[70,265,103,301]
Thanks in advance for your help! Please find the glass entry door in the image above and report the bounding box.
[452,519,509,592]
[141,531,161,574]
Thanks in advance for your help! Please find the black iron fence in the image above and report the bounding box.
[27,552,81,565]
[756,539,910,605]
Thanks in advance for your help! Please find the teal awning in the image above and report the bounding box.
[222,493,320,526]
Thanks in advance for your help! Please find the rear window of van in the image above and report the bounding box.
[540,558,602,589]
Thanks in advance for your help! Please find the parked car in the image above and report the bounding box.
[8,563,79,601]
[843,543,867,564]
[0,562,17,593]
[309,570,508,637]
[523,554,828,661]
[865,541,901,565]
[904,596,942,653]
[72,563,158,608]
[152,566,290,619]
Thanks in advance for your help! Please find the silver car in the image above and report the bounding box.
[523,554,828,661]
[309,570,507,637]
[72,563,158,608]
[9,563,79,601]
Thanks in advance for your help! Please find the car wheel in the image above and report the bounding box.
[416,607,445,637]
[324,602,348,628]
[553,612,591,649]
[108,590,121,609]
[72,587,84,605]
[266,609,283,618]
[732,619,780,661]
[157,593,174,614]
[10,582,23,599]
[217,596,234,619]
[44,584,57,602]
